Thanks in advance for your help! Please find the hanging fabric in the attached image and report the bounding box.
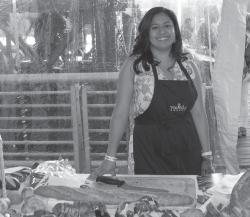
[212,0,249,174]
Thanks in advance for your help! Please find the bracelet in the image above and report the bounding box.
[201,151,213,161]
[201,151,212,157]
[104,154,117,162]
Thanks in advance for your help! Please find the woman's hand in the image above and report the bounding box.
[201,158,214,176]
[87,159,116,181]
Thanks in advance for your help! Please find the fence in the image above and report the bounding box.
[0,70,249,173]
[0,72,129,173]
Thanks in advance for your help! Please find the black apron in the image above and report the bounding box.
[133,61,202,175]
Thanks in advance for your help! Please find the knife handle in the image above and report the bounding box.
[96,176,125,187]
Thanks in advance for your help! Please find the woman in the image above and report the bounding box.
[89,7,213,177]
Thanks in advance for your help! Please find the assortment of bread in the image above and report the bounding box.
[1,161,250,217]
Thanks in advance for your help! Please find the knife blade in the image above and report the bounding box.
[96,176,168,193]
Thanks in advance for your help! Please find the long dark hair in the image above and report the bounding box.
[131,7,186,74]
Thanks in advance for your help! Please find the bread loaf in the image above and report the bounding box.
[34,185,194,207]
[180,208,204,217]
[221,170,250,217]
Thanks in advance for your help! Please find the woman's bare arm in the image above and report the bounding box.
[190,61,211,153]
[106,57,135,157]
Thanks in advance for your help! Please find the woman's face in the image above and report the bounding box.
[149,12,176,52]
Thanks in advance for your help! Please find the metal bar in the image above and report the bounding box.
[0,72,118,83]
[0,129,72,133]
[0,116,71,120]
[0,104,70,108]
[4,153,127,159]
[91,153,127,157]
[89,141,127,145]
[4,141,73,145]
[0,91,70,95]
[4,152,74,157]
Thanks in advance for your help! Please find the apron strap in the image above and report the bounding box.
[177,59,198,100]
[151,60,198,101]
[151,64,158,82]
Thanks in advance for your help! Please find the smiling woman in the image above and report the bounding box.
[89,6,213,178]
[149,13,176,52]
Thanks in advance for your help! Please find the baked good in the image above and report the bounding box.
[180,208,204,217]
[221,170,250,217]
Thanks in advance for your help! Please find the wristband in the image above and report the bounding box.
[201,151,212,157]
[202,151,213,161]
[104,154,117,162]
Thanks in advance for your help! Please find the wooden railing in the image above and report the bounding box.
[0,84,85,172]
[0,72,130,173]
[0,70,249,173]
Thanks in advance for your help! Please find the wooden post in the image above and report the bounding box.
[0,135,7,198]
[70,84,83,172]
[80,85,91,173]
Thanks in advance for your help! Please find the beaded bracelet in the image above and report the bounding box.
[201,151,212,157]
[104,154,117,162]
[201,151,213,161]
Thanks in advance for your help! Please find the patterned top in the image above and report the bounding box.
[132,59,196,118]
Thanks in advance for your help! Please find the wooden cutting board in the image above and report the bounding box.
[114,175,197,208]
[118,175,197,196]
[42,174,198,209]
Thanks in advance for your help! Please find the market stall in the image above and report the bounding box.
[1,0,250,216]
[0,158,249,217]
